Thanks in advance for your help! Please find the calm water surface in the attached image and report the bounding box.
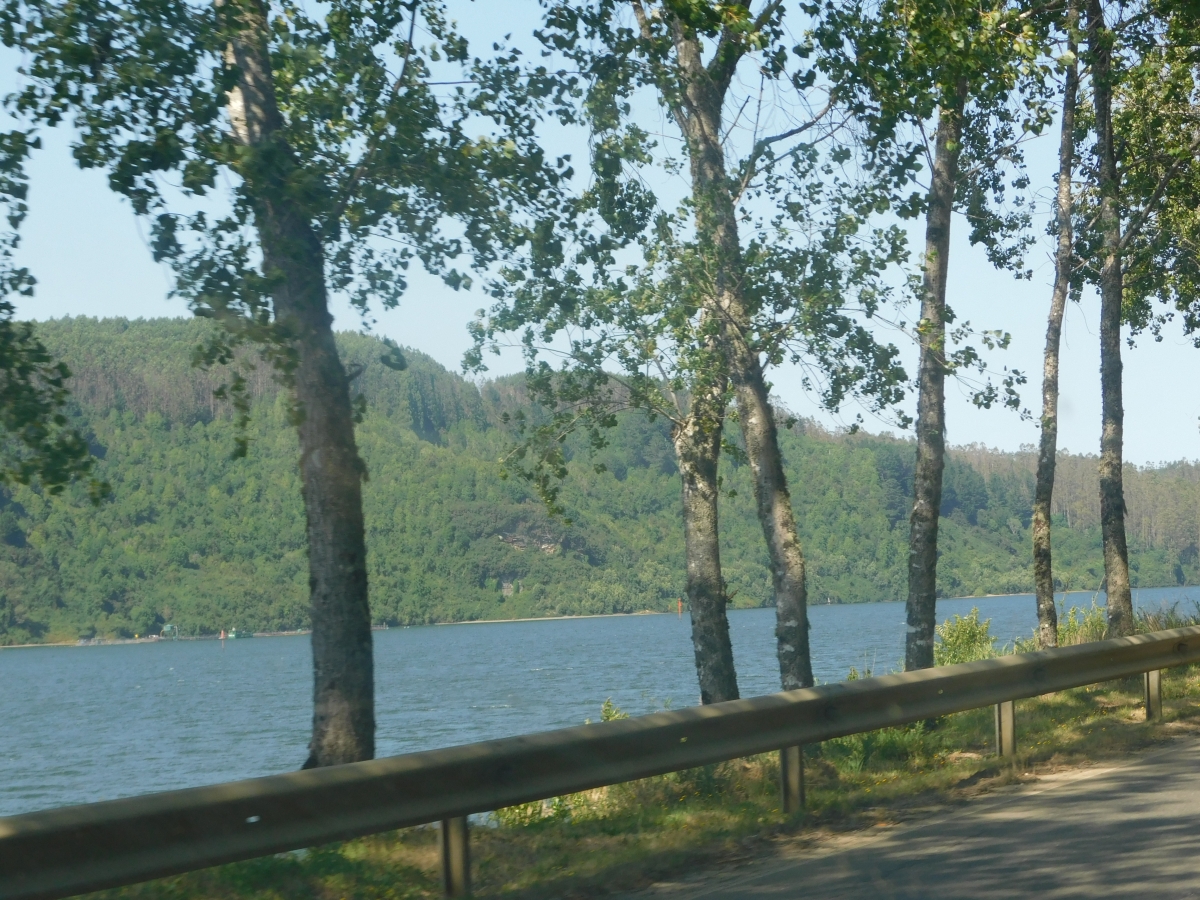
[2,585,1198,816]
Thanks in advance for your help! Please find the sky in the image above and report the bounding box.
[8,3,1200,468]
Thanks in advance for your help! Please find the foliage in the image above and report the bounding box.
[1014,597,1194,652]
[1137,601,1200,632]
[823,725,927,774]
[816,0,1052,254]
[1056,600,1108,646]
[1116,5,1200,343]
[600,698,629,722]
[812,0,1059,411]
[0,0,564,364]
[933,607,996,666]
[471,0,912,510]
[0,303,105,499]
[0,126,104,497]
[1,318,1199,644]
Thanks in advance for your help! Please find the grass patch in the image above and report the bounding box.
[88,605,1200,899]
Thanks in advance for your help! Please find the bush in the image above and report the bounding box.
[934,607,996,666]
[1058,600,1107,645]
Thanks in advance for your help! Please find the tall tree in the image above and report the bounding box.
[1111,3,1200,633]
[1063,0,1200,637]
[818,0,1047,669]
[906,84,965,671]
[476,0,908,700]
[1033,3,1081,649]
[1086,0,1135,636]
[2,0,562,763]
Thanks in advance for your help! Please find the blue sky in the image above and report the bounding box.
[8,2,1199,467]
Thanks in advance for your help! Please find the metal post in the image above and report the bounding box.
[1145,669,1163,721]
[994,700,1015,758]
[439,816,470,897]
[780,745,805,814]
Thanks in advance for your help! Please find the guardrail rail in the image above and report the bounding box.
[4,625,1200,900]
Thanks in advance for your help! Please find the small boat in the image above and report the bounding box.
[227,628,254,639]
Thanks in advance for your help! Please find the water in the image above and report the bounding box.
[2,585,1198,817]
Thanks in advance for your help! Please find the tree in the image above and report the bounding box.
[1,0,562,764]
[1033,2,1081,649]
[817,0,1046,669]
[1084,0,1136,636]
[1105,1,1200,642]
[475,1,909,701]
[0,133,105,500]
[1076,0,1200,637]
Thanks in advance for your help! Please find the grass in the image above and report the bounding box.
[87,605,1200,900]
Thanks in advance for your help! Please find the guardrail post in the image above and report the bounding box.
[994,700,1015,758]
[440,816,470,897]
[780,745,804,814]
[1145,669,1163,720]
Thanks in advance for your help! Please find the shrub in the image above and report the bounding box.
[934,607,996,666]
[1057,600,1107,646]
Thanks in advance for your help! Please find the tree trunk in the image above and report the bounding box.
[1088,0,1135,637]
[732,368,813,690]
[666,23,815,692]
[905,83,967,672]
[1033,12,1079,650]
[674,389,740,704]
[224,0,375,765]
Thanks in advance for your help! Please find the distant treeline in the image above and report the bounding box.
[0,317,1197,644]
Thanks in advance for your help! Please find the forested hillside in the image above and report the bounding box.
[0,317,1197,644]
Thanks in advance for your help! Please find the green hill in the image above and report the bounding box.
[0,317,1196,644]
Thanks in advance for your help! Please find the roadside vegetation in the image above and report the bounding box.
[89,605,1200,900]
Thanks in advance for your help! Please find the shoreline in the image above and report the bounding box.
[0,629,316,651]
[3,587,1195,650]
[434,610,668,627]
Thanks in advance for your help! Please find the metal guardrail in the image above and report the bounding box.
[3,625,1200,900]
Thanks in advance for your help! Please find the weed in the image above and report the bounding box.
[1137,600,1200,632]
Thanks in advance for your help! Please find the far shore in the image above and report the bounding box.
[435,609,669,627]
[3,586,1193,650]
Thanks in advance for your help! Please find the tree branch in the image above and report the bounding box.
[329,0,420,226]
[708,0,784,89]
[733,99,833,201]
[1120,130,1200,252]
[631,0,691,130]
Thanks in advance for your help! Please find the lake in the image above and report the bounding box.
[2,585,1198,816]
